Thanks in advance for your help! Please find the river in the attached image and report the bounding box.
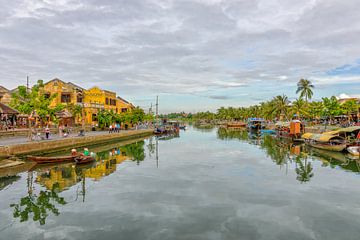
[0,126,360,240]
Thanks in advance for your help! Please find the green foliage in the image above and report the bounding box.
[10,80,59,123]
[296,79,314,102]
[121,141,145,165]
[321,96,342,118]
[97,107,149,128]
[10,183,66,225]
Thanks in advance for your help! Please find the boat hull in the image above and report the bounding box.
[27,155,75,164]
[308,143,347,152]
[347,146,360,156]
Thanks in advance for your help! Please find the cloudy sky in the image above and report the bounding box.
[0,0,360,113]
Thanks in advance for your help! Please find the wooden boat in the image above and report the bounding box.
[247,118,265,131]
[74,156,95,164]
[27,155,75,164]
[347,146,360,156]
[303,133,347,152]
[226,122,246,128]
[309,142,347,152]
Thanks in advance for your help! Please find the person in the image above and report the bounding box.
[83,148,90,156]
[45,125,50,139]
[109,124,113,133]
[71,148,78,157]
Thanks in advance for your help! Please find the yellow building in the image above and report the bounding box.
[43,78,84,108]
[83,87,118,125]
[0,86,12,105]
[9,78,136,126]
[116,96,134,113]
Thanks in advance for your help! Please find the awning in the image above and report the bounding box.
[324,126,360,135]
[275,121,290,127]
[0,103,19,115]
[303,133,344,142]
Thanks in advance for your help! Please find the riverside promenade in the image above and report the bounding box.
[0,129,153,158]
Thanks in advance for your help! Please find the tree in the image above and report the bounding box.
[296,79,314,102]
[10,80,59,125]
[271,95,290,120]
[322,96,342,120]
[341,100,358,121]
[291,98,308,119]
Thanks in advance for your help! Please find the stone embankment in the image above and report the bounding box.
[0,129,153,158]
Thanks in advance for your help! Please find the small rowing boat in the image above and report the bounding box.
[27,155,75,164]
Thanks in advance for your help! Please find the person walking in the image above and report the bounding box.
[109,124,113,133]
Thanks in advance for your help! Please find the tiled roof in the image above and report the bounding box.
[0,103,19,114]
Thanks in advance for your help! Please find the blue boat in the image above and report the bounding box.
[247,118,266,131]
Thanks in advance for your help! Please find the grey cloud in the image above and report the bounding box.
[0,0,360,110]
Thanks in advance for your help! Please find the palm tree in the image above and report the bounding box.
[271,95,290,120]
[296,79,314,102]
[292,98,308,119]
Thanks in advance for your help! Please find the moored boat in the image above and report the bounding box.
[27,155,75,164]
[303,133,347,152]
[347,146,360,156]
[226,121,246,128]
[247,118,265,131]
[309,142,347,152]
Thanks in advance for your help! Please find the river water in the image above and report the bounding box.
[0,126,360,240]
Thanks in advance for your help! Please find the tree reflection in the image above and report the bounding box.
[10,182,66,225]
[121,141,145,165]
[295,156,314,183]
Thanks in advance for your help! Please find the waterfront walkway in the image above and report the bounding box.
[0,130,119,146]
[0,129,154,157]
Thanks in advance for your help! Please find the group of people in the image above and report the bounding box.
[108,123,121,133]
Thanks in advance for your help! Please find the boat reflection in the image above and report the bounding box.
[217,128,360,183]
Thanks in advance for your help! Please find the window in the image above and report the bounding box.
[92,114,98,122]
[77,96,83,103]
[44,93,50,99]
[121,108,128,113]
[105,98,109,105]
[61,94,71,103]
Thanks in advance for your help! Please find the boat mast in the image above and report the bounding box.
[155,95,158,127]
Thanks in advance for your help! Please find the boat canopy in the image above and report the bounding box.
[248,118,265,122]
[323,126,360,135]
[275,121,290,127]
[302,132,313,140]
[303,133,344,142]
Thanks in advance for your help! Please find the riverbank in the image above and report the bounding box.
[0,129,153,158]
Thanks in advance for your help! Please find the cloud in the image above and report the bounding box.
[0,0,360,111]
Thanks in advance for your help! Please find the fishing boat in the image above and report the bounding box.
[247,118,265,131]
[347,146,359,156]
[275,120,305,142]
[260,129,276,135]
[74,156,95,164]
[27,155,75,164]
[303,133,347,152]
[226,121,246,129]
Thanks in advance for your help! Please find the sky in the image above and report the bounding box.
[0,0,360,113]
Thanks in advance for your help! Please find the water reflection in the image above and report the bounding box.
[217,128,360,183]
[1,140,148,226]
